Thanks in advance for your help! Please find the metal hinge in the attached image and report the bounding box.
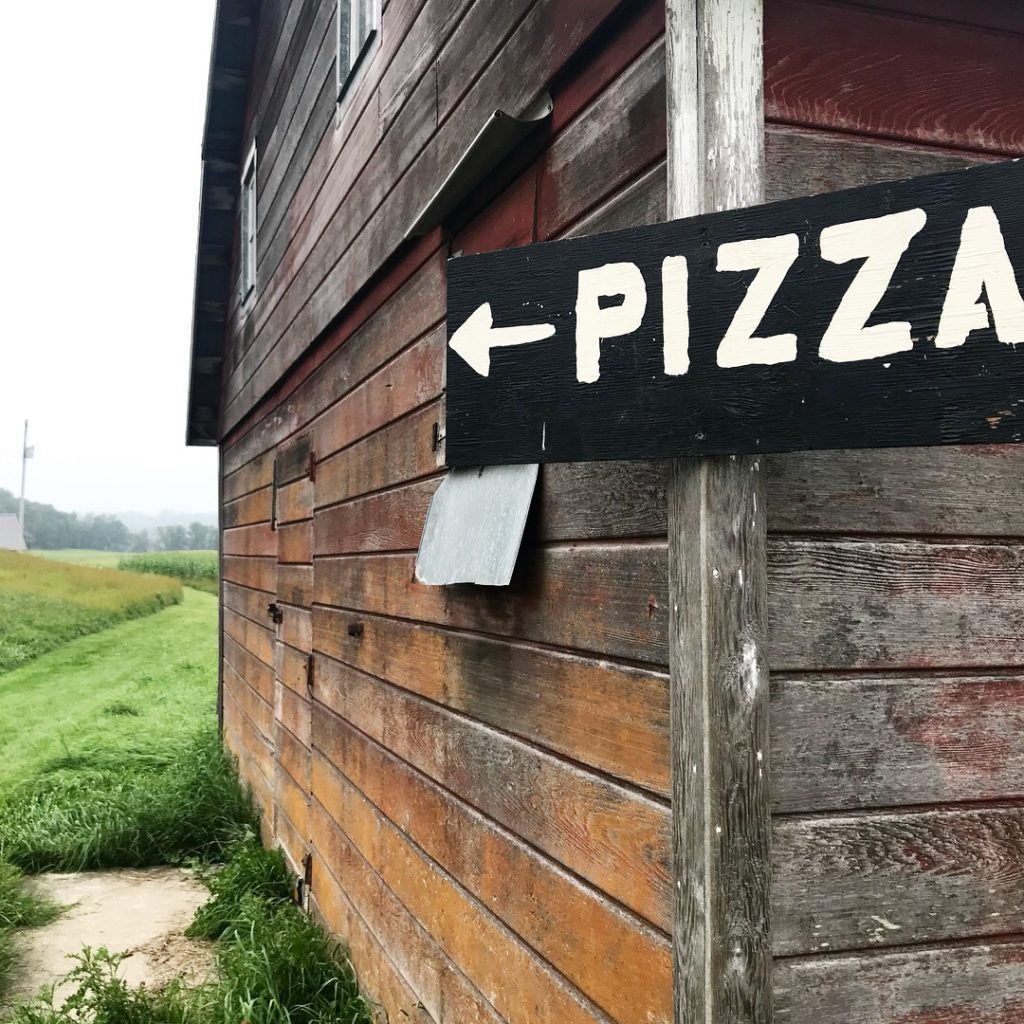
[307,449,317,483]
[301,852,313,913]
[432,422,445,452]
[267,602,284,625]
[306,654,315,695]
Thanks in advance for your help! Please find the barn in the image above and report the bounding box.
[186,1,1024,1021]
[0,514,27,552]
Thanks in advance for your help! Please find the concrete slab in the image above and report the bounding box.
[6,867,215,1006]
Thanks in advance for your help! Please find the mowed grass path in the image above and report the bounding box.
[0,588,217,790]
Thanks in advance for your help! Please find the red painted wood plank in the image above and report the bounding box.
[764,0,1024,154]
[311,661,671,930]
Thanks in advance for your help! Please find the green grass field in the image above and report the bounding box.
[0,552,182,674]
[0,588,216,790]
[0,585,253,872]
[30,551,124,569]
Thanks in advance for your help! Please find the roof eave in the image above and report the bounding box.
[185,0,260,447]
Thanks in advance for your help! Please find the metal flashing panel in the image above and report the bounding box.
[406,92,553,239]
[415,463,539,586]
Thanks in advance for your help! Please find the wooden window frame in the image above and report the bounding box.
[336,0,379,103]
[240,142,257,299]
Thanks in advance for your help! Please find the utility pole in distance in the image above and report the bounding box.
[19,419,31,536]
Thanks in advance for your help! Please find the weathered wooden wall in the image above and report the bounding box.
[217,1,1024,1021]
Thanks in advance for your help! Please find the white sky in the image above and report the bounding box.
[0,1,220,515]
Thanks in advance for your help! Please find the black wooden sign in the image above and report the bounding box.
[445,159,1024,466]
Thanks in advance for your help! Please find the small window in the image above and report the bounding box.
[337,0,379,99]
[240,143,257,298]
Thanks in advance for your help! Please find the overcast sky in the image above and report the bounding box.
[0,1,219,515]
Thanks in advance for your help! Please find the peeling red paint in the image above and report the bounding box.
[893,1000,1024,1024]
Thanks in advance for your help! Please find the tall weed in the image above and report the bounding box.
[9,844,375,1024]
[0,732,257,873]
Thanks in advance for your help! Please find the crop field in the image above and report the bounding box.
[0,552,182,673]
[118,550,219,594]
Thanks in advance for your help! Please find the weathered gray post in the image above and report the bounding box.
[665,2,773,1021]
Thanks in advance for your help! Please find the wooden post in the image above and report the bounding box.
[666,2,773,1022]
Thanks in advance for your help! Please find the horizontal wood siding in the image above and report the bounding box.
[215,0,1024,1019]
[760,1,1024,1017]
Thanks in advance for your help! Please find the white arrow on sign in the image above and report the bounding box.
[450,302,556,376]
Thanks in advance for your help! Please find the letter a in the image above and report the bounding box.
[935,206,1024,348]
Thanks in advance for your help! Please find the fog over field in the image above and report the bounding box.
[0,2,219,515]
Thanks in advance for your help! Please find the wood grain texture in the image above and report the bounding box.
[222,0,627,434]
[275,719,311,792]
[224,634,275,705]
[312,824,495,1024]
[547,0,665,136]
[224,661,274,741]
[279,605,312,653]
[312,657,671,930]
[275,478,312,525]
[313,478,439,555]
[223,554,277,593]
[232,0,432,365]
[275,641,310,697]
[223,449,275,502]
[666,2,772,1022]
[378,0,473,134]
[310,863,440,1024]
[849,0,1024,34]
[224,581,275,628]
[774,939,1024,1024]
[223,486,273,528]
[311,751,615,1024]
[255,1,335,247]
[774,805,1024,955]
[314,703,672,1024]
[222,686,275,839]
[275,681,311,747]
[768,540,1024,671]
[223,523,277,557]
[222,127,975,478]
[273,792,308,875]
[450,162,537,257]
[224,607,275,668]
[537,34,666,239]
[313,399,442,509]
[310,326,445,462]
[313,546,669,665]
[276,521,312,564]
[764,0,1024,154]
[223,250,445,476]
[247,0,426,335]
[771,672,1024,814]
[314,606,670,795]
[277,564,313,607]
[275,433,313,484]
[274,750,310,850]
[768,445,1024,536]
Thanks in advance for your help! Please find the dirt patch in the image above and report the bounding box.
[7,867,214,1006]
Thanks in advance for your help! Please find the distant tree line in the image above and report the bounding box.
[0,488,217,552]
